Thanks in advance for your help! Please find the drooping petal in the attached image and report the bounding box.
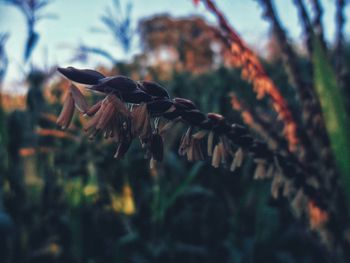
[192,139,204,161]
[131,104,148,136]
[56,92,75,130]
[96,102,116,130]
[70,84,89,113]
[106,95,130,116]
[178,127,192,156]
[253,159,266,180]
[207,131,214,156]
[211,144,221,168]
[85,100,102,116]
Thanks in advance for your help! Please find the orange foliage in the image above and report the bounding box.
[308,200,328,230]
[19,147,36,157]
[139,15,227,74]
[230,94,254,126]
[36,128,76,140]
[1,93,27,111]
[198,0,299,151]
[19,147,56,157]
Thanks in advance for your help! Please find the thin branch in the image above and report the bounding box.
[310,0,327,49]
[293,0,313,55]
[335,0,346,86]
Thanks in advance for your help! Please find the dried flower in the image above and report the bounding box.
[230,147,243,172]
[211,144,221,168]
[254,159,266,180]
[271,172,284,199]
[57,91,75,130]
[131,103,150,138]
[187,137,205,162]
[70,84,89,113]
[179,127,193,156]
[85,100,102,117]
[207,131,214,156]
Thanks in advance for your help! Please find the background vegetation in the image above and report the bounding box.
[0,0,350,262]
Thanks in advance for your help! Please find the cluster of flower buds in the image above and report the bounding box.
[56,66,329,221]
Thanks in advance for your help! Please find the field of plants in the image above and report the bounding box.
[1,0,350,262]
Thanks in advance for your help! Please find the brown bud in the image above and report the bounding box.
[207,113,224,122]
[93,76,138,93]
[122,90,152,104]
[147,99,173,114]
[174,97,197,110]
[181,110,207,125]
[139,81,169,98]
[57,67,105,85]
[163,110,182,120]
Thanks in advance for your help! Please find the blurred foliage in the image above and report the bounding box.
[0,32,9,82]
[138,15,228,73]
[0,2,350,262]
[0,0,56,62]
[74,0,134,65]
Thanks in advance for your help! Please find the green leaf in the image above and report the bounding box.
[159,162,204,219]
[312,37,350,206]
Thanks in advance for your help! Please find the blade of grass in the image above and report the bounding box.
[312,37,350,207]
[159,162,204,220]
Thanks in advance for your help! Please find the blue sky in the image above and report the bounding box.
[0,0,349,93]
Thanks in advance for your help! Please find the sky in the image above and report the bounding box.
[0,0,349,93]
